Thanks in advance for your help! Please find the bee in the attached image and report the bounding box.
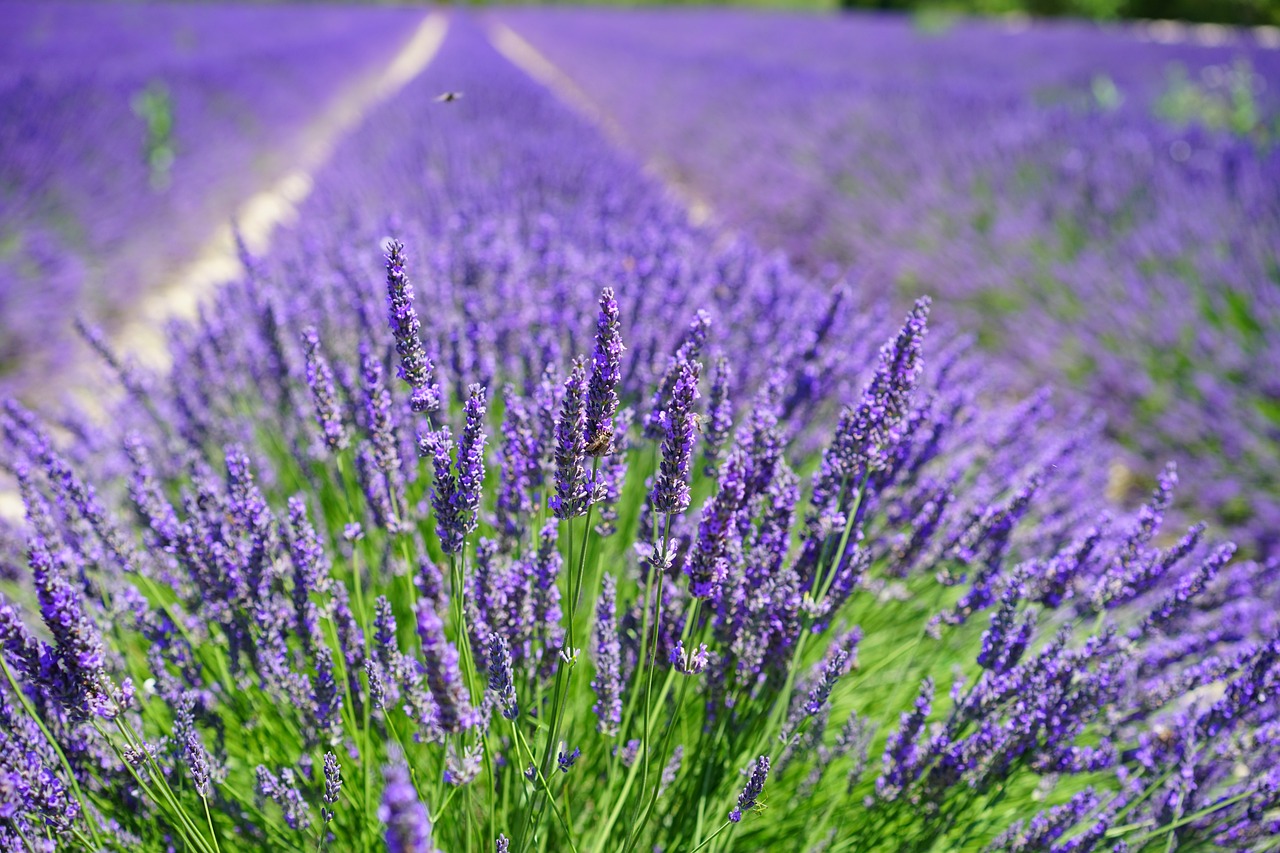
[585,432,613,457]
[435,91,463,103]
[692,412,705,435]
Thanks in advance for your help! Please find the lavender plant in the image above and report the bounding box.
[1,12,1277,853]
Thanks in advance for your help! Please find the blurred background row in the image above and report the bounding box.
[1,1,1277,558]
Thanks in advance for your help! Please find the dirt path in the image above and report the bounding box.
[0,12,449,523]
[116,12,450,367]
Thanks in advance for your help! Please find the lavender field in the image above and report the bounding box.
[1,6,1278,853]
[0,1,423,396]
[501,9,1280,559]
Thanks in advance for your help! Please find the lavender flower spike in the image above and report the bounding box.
[591,574,623,735]
[416,602,476,734]
[322,752,342,824]
[175,693,212,797]
[421,384,487,555]
[585,286,624,456]
[487,632,519,721]
[302,326,348,452]
[650,358,701,516]
[385,239,440,414]
[381,761,437,853]
[731,755,770,822]
[551,358,589,519]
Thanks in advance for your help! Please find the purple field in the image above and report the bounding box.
[1,7,1279,853]
[503,9,1280,556]
[0,1,423,396]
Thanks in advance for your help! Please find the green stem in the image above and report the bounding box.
[689,820,733,853]
[513,723,580,853]
[202,795,222,853]
[632,514,673,832]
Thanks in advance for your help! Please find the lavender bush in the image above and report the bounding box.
[502,9,1280,558]
[1,12,1278,853]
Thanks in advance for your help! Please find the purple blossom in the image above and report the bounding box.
[644,310,711,439]
[876,677,934,801]
[322,751,342,823]
[977,577,1037,675]
[421,384,487,555]
[701,354,733,477]
[381,761,436,852]
[415,602,476,735]
[669,639,709,675]
[585,286,624,456]
[686,446,747,597]
[557,745,581,773]
[486,632,518,721]
[810,299,930,535]
[660,745,683,797]
[256,765,311,831]
[650,358,701,516]
[174,692,212,797]
[385,239,440,414]
[302,326,348,452]
[591,574,623,735]
[730,755,770,822]
[550,358,589,519]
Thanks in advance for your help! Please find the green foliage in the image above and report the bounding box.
[1156,59,1280,144]
[130,81,175,191]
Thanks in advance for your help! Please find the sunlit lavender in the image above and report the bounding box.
[1,6,1278,853]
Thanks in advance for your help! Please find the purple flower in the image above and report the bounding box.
[311,645,344,741]
[256,765,311,831]
[701,354,733,476]
[322,752,342,823]
[809,298,930,534]
[415,602,476,734]
[977,577,1036,675]
[421,384,487,555]
[660,745,684,797]
[730,755,770,822]
[550,359,589,519]
[585,286,624,456]
[486,632,518,721]
[174,692,212,797]
[557,745,581,773]
[495,390,539,545]
[380,760,436,852]
[385,240,440,414]
[27,529,127,720]
[876,677,934,801]
[301,326,348,452]
[686,446,747,597]
[644,310,711,438]
[591,574,623,735]
[803,635,857,716]
[670,639,709,675]
[650,358,701,516]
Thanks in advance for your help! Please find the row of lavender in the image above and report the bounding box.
[2,12,1278,853]
[0,1,424,399]
[501,9,1280,558]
